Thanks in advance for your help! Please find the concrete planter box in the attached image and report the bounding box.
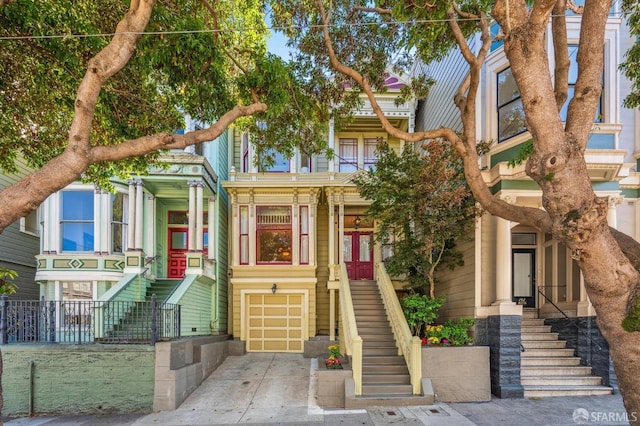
[421,345,491,402]
[316,357,351,408]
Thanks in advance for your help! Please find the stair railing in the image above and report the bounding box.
[339,262,362,395]
[537,286,603,352]
[376,263,422,395]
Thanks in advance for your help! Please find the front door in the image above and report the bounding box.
[168,228,188,278]
[344,232,374,280]
[512,248,536,307]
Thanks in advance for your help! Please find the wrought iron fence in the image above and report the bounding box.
[0,295,180,345]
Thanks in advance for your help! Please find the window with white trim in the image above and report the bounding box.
[256,206,292,264]
[60,190,94,252]
[240,205,249,265]
[20,208,40,236]
[339,138,358,172]
[299,206,309,264]
[497,67,526,142]
[111,192,128,254]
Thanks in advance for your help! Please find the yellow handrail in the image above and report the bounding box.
[376,263,422,395]
[338,263,362,395]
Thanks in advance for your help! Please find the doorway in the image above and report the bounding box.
[344,231,374,280]
[168,228,188,278]
[512,248,536,307]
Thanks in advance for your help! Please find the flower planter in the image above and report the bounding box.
[316,356,351,408]
[421,345,490,402]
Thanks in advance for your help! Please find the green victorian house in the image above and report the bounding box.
[34,118,230,338]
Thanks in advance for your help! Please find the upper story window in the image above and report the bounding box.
[260,149,290,173]
[363,138,378,171]
[497,67,526,142]
[339,138,358,172]
[20,208,40,236]
[256,206,292,264]
[111,192,128,254]
[60,190,94,252]
[559,44,603,123]
[242,132,250,173]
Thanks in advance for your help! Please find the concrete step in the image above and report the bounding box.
[521,356,582,366]
[362,347,399,356]
[362,374,411,384]
[361,384,414,395]
[521,325,552,333]
[521,366,592,376]
[521,340,567,349]
[345,393,434,409]
[521,348,575,357]
[521,376,603,386]
[521,332,560,341]
[362,364,408,375]
[521,318,546,326]
[523,386,613,398]
[523,309,539,319]
[363,355,405,365]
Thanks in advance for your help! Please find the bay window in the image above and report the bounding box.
[497,67,526,142]
[300,206,309,264]
[257,206,292,264]
[111,192,128,254]
[60,190,94,252]
[339,138,358,172]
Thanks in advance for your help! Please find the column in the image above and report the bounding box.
[188,181,197,251]
[127,180,136,249]
[494,216,513,304]
[338,202,345,264]
[328,196,335,280]
[145,194,155,258]
[195,182,204,252]
[607,196,622,228]
[328,118,335,174]
[208,196,216,260]
[135,180,144,250]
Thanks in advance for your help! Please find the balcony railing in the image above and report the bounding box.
[0,295,180,345]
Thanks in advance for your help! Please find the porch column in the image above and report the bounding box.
[607,196,622,228]
[195,182,204,252]
[135,180,144,250]
[329,288,336,341]
[188,181,197,251]
[338,202,345,264]
[328,196,336,280]
[145,194,155,257]
[494,216,513,304]
[208,196,216,260]
[127,180,136,249]
[328,118,335,174]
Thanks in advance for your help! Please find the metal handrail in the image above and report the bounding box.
[376,263,422,395]
[536,286,602,351]
[338,263,362,395]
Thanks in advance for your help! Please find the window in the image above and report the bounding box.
[62,281,93,326]
[60,190,94,252]
[260,149,290,172]
[111,192,128,254]
[339,138,358,172]
[240,206,249,264]
[559,44,603,123]
[363,138,379,171]
[300,206,309,264]
[382,231,395,261]
[20,208,39,236]
[497,67,526,142]
[62,281,93,300]
[242,132,250,172]
[256,206,292,264]
[300,152,311,173]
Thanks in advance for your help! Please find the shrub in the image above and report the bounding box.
[424,318,474,346]
[401,294,445,336]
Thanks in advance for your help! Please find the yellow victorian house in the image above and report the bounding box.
[223,74,415,353]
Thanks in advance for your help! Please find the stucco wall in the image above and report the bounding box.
[2,345,155,416]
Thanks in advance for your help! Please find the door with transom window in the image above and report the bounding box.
[344,231,374,280]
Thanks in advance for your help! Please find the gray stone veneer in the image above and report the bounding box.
[475,315,524,398]
[545,316,617,389]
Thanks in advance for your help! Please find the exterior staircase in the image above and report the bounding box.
[520,308,613,397]
[347,280,432,407]
[146,279,180,303]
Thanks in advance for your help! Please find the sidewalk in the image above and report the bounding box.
[3,352,629,425]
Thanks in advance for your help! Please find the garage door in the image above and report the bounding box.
[247,294,304,352]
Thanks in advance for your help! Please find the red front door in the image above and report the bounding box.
[168,228,188,278]
[344,232,374,280]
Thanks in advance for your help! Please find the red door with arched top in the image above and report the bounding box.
[344,231,374,280]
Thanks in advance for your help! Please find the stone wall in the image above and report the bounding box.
[2,344,155,416]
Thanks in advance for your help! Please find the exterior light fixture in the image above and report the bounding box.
[272,283,277,294]
[354,216,362,230]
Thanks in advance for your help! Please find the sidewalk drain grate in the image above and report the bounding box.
[386,411,396,416]
[429,408,440,414]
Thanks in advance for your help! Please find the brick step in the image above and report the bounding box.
[521,325,552,333]
[521,366,592,376]
[521,376,603,386]
[362,374,411,384]
[523,386,613,398]
[521,348,575,357]
[521,356,582,366]
[521,332,560,341]
[361,384,414,395]
[521,340,567,349]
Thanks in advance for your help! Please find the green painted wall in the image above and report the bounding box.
[2,345,155,416]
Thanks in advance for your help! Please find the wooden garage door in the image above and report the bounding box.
[247,294,304,352]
